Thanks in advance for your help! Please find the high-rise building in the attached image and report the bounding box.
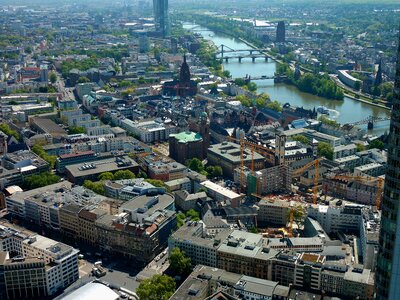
[153,0,169,37]
[375,59,383,87]
[375,38,400,300]
[276,21,286,43]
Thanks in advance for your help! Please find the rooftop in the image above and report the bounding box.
[170,131,203,143]
[119,193,175,216]
[208,142,264,163]
[65,156,138,178]
[200,180,241,200]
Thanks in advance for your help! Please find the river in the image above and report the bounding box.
[183,24,391,136]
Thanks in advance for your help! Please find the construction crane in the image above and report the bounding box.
[330,174,384,209]
[227,136,275,193]
[292,158,323,205]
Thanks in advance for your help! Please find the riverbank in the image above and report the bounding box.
[343,93,390,110]
[184,22,390,133]
[237,33,391,110]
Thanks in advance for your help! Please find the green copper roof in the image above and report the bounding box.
[171,131,203,143]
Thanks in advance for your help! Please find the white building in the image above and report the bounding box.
[307,204,363,234]
[0,223,79,296]
[120,118,178,143]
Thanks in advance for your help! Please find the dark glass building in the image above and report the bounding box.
[153,0,169,37]
[376,37,400,300]
[276,21,286,43]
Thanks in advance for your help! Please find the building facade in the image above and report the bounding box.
[153,0,169,37]
[376,40,400,300]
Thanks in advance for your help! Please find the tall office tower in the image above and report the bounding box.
[375,38,400,300]
[276,21,286,43]
[153,0,169,37]
[375,59,383,87]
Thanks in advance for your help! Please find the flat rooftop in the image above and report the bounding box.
[119,193,175,215]
[208,142,264,163]
[65,156,138,178]
[31,117,67,137]
[201,180,241,200]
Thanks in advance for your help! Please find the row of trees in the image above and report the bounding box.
[32,144,57,169]
[68,126,86,135]
[23,172,60,190]
[97,170,136,181]
[0,123,21,141]
[319,116,341,129]
[235,93,283,112]
[83,170,136,195]
[186,158,223,178]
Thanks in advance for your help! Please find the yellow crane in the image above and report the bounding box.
[292,158,323,205]
[330,174,384,209]
[227,136,275,193]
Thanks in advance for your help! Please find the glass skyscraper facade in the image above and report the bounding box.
[153,0,169,37]
[376,38,400,299]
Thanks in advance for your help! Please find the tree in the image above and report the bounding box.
[83,180,105,195]
[369,139,385,150]
[213,166,223,177]
[113,170,135,180]
[379,82,394,98]
[187,158,205,173]
[354,81,361,91]
[249,226,258,233]
[292,135,309,145]
[255,93,270,108]
[234,78,246,86]
[137,170,148,179]
[318,142,334,160]
[68,126,86,134]
[177,212,186,228]
[25,46,32,54]
[186,209,200,221]
[98,172,114,181]
[121,87,135,98]
[236,95,252,107]
[0,123,21,141]
[356,143,366,152]
[49,72,57,84]
[77,76,90,83]
[246,82,257,92]
[23,172,60,189]
[119,80,134,88]
[169,248,192,275]
[266,100,283,112]
[291,205,306,229]
[145,179,169,191]
[319,116,340,128]
[32,143,57,168]
[136,274,175,300]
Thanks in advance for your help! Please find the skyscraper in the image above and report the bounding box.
[153,0,169,37]
[276,21,286,43]
[375,37,400,300]
[375,59,383,87]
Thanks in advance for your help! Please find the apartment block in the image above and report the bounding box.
[0,222,79,296]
